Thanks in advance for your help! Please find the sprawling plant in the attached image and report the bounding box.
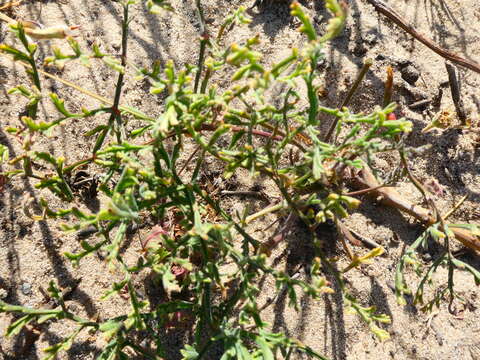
[0,1,478,359]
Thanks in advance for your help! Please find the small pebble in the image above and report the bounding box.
[353,41,367,57]
[363,30,379,46]
[401,64,420,85]
[398,59,413,67]
[421,252,432,262]
[0,287,8,299]
[21,282,32,295]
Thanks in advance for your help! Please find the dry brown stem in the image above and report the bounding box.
[350,165,480,252]
[0,1,22,11]
[365,0,480,74]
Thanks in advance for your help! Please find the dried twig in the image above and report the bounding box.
[365,0,480,74]
[324,58,373,142]
[0,1,22,11]
[337,219,385,254]
[220,190,268,200]
[178,146,201,175]
[341,222,383,250]
[194,0,209,93]
[408,99,431,110]
[0,9,15,23]
[350,165,480,252]
[343,183,386,197]
[445,62,467,124]
[442,195,468,221]
[259,212,297,255]
[335,218,356,259]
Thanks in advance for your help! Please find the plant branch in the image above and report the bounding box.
[194,0,209,93]
[365,0,480,74]
[108,2,130,145]
[442,195,468,221]
[445,62,467,124]
[244,201,286,224]
[324,58,372,143]
[350,164,480,252]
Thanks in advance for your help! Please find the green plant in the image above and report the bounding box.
[0,1,479,359]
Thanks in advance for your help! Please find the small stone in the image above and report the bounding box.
[0,287,8,299]
[363,30,379,46]
[111,42,121,51]
[421,252,432,262]
[398,59,413,67]
[353,41,367,57]
[401,64,420,85]
[21,282,32,295]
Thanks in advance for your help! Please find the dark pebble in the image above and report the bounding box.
[353,42,368,57]
[21,282,32,295]
[422,252,432,262]
[401,64,420,85]
[398,59,413,68]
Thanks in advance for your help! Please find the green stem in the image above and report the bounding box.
[28,57,41,92]
[244,201,287,224]
[194,0,209,93]
[97,1,130,152]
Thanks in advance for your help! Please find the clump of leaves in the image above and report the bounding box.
[0,0,478,359]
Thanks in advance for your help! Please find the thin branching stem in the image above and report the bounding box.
[194,0,209,93]
[110,2,130,144]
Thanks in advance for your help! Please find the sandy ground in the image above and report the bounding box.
[1,0,480,359]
